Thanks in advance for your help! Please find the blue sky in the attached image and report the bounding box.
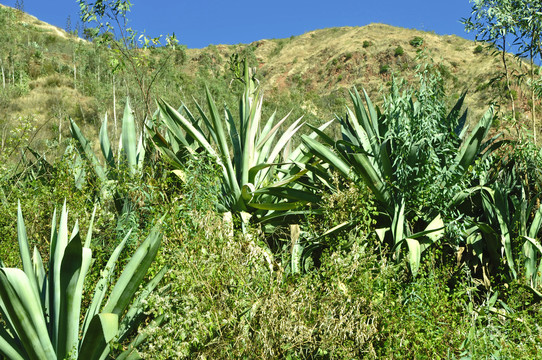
[1,0,476,48]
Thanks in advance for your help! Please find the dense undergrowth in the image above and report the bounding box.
[3,149,542,358]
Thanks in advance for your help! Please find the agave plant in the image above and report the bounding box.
[70,99,146,215]
[146,106,202,171]
[70,99,145,180]
[459,148,542,293]
[303,79,499,275]
[152,61,325,230]
[0,202,165,359]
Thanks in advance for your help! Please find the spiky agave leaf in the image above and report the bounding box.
[0,205,164,360]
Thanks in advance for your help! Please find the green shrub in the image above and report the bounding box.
[394,45,404,56]
[474,44,484,54]
[44,74,63,88]
[173,46,188,65]
[438,63,453,80]
[302,67,500,276]
[304,177,376,250]
[362,40,372,48]
[410,36,424,47]
[379,63,390,74]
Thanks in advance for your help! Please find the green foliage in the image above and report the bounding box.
[70,99,146,216]
[463,0,542,61]
[5,7,542,356]
[0,202,164,359]
[303,68,500,276]
[456,140,542,293]
[474,44,484,54]
[138,210,542,358]
[379,63,390,74]
[410,36,424,47]
[304,178,377,252]
[152,60,323,230]
[394,45,404,57]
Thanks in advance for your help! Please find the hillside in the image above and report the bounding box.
[193,24,514,121]
[0,4,531,158]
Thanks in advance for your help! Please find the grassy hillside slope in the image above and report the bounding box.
[0,4,532,158]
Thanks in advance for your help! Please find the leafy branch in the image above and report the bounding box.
[78,0,179,121]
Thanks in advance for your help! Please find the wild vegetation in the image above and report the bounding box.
[2,1,542,359]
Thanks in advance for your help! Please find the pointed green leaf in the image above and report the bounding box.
[70,118,106,181]
[121,99,138,174]
[302,135,353,181]
[529,199,542,238]
[102,226,161,316]
[267,117,304,165]
[50,201,70,348]
[350,153,389,204]
[99,113,115,170]
[32,247,46,305]
[0,330,25,360]
[375,227,389,243]
[205,87,240,194]
[406,238,421,277]
[454,106,494,173]
[225,106,242,180]
[252,187,320,203]
[289,119,334,163]
[79,313,118,360]
[424,215,445,243]
[82,230,130,340]
[314,221,352,240]
[0,269,56,359]
[57,233,92,360]
[247,202,302,211]
[391,200,405,247]
[16,201,39,301]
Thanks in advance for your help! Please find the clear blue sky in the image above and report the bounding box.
[1,0,477,48]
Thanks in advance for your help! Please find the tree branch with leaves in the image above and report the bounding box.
[463,0,519,133]
[463,0,542,144]
[78,0,179,122]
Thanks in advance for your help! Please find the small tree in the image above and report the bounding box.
[513,0,542,144]
[463,0,542,144]
[78,0,178,122]
[14,0,24,13]
[463,0,518,129]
